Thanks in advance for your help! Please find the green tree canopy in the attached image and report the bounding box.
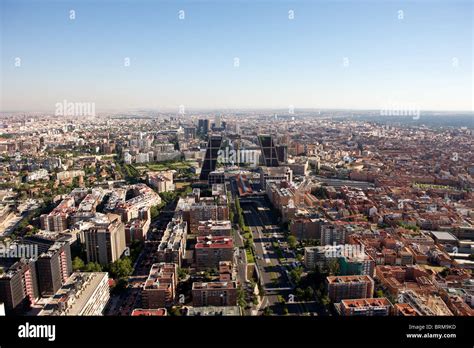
[84,262,102,272]
[288,235,298,249]
[72,257,85,271]
[109,257,133,280]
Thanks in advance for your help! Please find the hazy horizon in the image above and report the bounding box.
[1,107,473,115]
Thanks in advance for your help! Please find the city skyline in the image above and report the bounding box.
[1,0,473,112]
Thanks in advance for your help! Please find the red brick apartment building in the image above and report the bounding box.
[142,263,177,308]
[338,298,392,316]
[192,281,237,307]
[195,236,234,271]
[326,275,374,303]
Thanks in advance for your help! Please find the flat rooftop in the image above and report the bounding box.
[132,308,167,316]
[430,231,458,242]
[192,281,236,290]
[341,298,391,308]
[187,306,241,316]
[39,272,108,316]
[327,275,373,284]
[195,236,233,249]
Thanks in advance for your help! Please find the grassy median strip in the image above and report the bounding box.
[246,247,255,263]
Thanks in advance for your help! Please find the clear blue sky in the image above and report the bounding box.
[0,0,472,112]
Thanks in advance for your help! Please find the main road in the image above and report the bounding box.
[240,196,302,314]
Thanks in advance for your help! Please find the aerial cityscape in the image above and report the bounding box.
[0,1,473,345]
[0,110,472,318]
